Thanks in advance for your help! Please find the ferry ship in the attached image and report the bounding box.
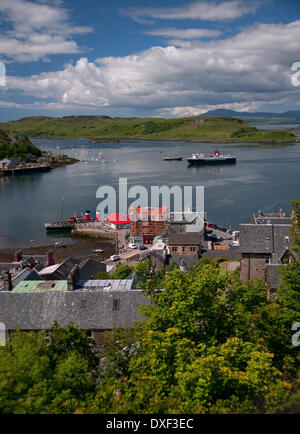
[44,221,75,231]
[186,151,236,166]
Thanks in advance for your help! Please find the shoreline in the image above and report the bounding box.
[31,136,297,145]
[51,157,80,169]
[0,237,115,263]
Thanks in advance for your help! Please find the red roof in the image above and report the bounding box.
[106,213,130,225]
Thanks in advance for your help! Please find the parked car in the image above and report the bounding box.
[209,233,221,241]
[139,245,147,250]
[232,241,240,247]
[128,243,137,249]
[206,229,213,234]
[110,254,120,261]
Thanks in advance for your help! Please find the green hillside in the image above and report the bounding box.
[0,115,296,143]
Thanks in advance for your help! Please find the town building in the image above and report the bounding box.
[129,206,168,245]
[0,251,53,291]
[239,209,295,290]
[0,269,149,341]
[38,257,107,280]
[0,157,22,169]
[164,232,202,255]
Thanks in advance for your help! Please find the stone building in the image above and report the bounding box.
[239,210,294,290]
[164,233,202,255]
[0,270,149,341]
[129,206,168,245]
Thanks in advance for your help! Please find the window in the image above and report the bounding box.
[80,299,86,309]
[265,256,271,264]
[113,299,120,310]
[191,247,196,252]
[182,246,185,252]
[172,246,178,252]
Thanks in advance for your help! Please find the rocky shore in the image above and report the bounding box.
[0,237,115,263]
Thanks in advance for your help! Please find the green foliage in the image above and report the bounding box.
[112,264,133,279]
[0,323,98,414]
[0,116,295,143]
[94,271,110,280]
[0,130,42,160]
[1,252,299,414]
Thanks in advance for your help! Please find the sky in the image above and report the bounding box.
[1,0,300,121]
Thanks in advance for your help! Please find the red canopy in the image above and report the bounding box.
[106,213,130,225]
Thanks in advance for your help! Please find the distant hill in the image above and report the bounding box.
[202,109,300,122]
[0,115,296,143]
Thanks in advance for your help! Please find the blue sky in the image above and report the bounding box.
[1,0,300,121]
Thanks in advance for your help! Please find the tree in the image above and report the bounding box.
[112,264,133,279]
[0,323,98,414]
[94,271,110,279]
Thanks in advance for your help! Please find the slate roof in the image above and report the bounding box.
[165,233,202,245]
[78,258,106,280]
[23,255,48,267]
[38,257,80,280]
[0,268,42,291]
[239,224,291,254]
[201,247,240,260]
[0,290,149,331]
[266,264,284,289]
[168,254,199,268]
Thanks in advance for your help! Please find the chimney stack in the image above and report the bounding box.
[85,210,90,222]
[67,264,80,291]
[14,250,22,262]
[3,272,12,291]
[47,251,55,267]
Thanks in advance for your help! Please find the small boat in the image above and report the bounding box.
[54,241,66,248]
[163,156,183,161]
[44,198,75,231]
[186,151,236,166]
[93,249,104,253]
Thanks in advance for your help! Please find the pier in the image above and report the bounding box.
[72,221,117,241]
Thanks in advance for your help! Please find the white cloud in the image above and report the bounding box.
[144,28,222,39]
[123,1,259,22]
[0,0,93,62]
[6,20,300,115]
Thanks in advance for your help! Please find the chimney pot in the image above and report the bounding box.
[47,251,55,266]
[14,250,23,262]
[67,264,80,291]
